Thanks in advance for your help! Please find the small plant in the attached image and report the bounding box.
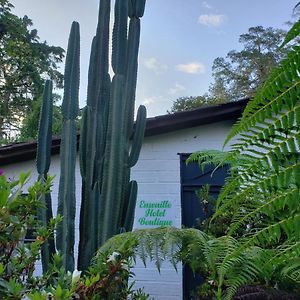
[74,251,150,300]
[0,171,61,299]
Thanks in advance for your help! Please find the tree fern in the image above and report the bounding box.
[188,19,300,297]
[99,228,274,299]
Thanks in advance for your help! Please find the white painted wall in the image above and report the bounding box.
[2,119,234,299]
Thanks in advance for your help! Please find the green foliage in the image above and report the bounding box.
[18,95,63,141]
[211,26,288,102]
[0,0,64,142]
[0,172,61,299]
[99,228,272,299]
[280,20,300,48]
[74,245,151,300]
[184,19,300,298]
[168,95,220,113]
[0,171,149,299]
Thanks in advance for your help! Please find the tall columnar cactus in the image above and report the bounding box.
[78,0,147,270]
[37,0,147,272]
[56,21,80,272]
[36,80,55,273]
[78,0,111,270]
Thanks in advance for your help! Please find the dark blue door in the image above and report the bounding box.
[180,153,229,300]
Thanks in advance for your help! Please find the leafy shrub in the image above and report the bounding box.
[0,172,150,300]
[0,171,60,298]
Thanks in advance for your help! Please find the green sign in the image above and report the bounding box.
[137,200,173,227]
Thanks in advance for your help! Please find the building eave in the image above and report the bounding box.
[0,98,248,166]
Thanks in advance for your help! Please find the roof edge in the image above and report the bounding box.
[0,98,249,166]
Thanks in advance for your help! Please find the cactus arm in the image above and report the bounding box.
[61,22,80,119]
[78,179,96,270]
[56,121,77,271]
[36,80,53,175]
[100,74,126,243]
[124,18,141,138]
[36,182,55,273]
[135,0,146,17]
[36,80,55,273]
[112,0,128,75]
[129,105,147,167]
[128,0,146,18]
[123,180,138,231]
[56,21,80,272]
[79,107,88,178]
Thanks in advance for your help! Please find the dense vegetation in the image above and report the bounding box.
[0,0,64,143]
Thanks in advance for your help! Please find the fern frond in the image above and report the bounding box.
[280,19,300,48]
[229,188,299,235]
[187,149,254,175]
[241,213,300,248]
[223,248,266,300]
[281,258,300,284]
[224,46,300,146]
[213,161,300,222]
[264,241,300,271]
[98,227,207,270]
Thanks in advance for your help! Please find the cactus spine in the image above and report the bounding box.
[36,80,55,273]
[56,21,80,272]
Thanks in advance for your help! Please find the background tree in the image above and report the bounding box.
[19,94,63,141]
[169,25,288,113]
[0,0,64,143]
[211,26,287,101]
[168,95,212,113]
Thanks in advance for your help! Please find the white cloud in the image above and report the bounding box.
[202,1,213,9]
[176,62,206,74]
[144,57,168,74]
[168,83,186,95]
[197,14,227,27]
[142,96,164,105]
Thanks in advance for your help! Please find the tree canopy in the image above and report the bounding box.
[0,0,64,142]
[170,25,288,113]
[168,95,208,113]
[168,95,223,113]
[211,26,287,102]
[19,94,63,141]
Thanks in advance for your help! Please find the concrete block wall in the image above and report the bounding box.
[2,120,234,299]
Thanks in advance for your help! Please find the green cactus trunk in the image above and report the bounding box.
[37,0,147,272]
[36,80,55,273]
[78,0,147,270]
[56,21,80,272]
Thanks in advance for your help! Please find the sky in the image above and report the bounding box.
[11,0,298,117]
